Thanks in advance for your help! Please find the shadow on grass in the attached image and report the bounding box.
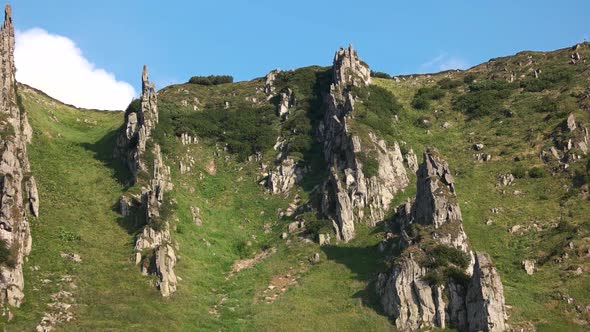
[79,127,145,235]
[79,127,132,188]
[321,242,391,319]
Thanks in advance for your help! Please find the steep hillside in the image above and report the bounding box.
[1,38,590,331]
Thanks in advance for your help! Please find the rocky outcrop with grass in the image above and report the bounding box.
[541,113,588,168]
[319,45,408,242]
[377,148,507,331]
[116,66,176,297]
[0,4,39,308]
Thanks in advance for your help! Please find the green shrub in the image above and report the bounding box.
[423,269,444,286]
[359,152,379,178]
[354,85,403,138]
[303,212,332,236]
[437,78,462,90]
[534,96,559,113]
[159,104,278,161]
[463,73,476,84]
[411,87,445,110]
[125,98,141,116]
[150,198,177,231]
[444,266,470,285]
[235,239,256,259]
[188,75,233,85]
[453,80,515,118]
[422,244,470,270]
[512,165,527,179]
[528,166,547,178]
[520,67,575,92]
[371,71,391,79]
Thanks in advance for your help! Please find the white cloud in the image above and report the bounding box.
[15,28,136,110]
[420,52,469,72]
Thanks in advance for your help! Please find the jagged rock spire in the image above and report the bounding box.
[115,65,159,178]
[0,3,39,308]
[415,148,461,228]
[377,149,507,331]
[319,45,408,242]
[332,44,371,87]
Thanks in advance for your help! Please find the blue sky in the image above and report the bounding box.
[11,0,590,109]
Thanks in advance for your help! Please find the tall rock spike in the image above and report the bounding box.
[319,45,408,242]
[0,3,39,308]
[116,65,176,297]
[116,65,159,179]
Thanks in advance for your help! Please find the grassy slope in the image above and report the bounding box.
[371,44,590,330]
[5,43,590,331]
[6,85,394,330]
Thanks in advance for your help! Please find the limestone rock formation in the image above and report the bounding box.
[377,148,507,331]
[115,65,159,180]
[277,88,295,120]
[266,135,307,195]
[540,113,589,167]
[466,252,508,332]
[264,69,281,97]
[0,5,38,308]
[116,66,177,297]
[319,45,408,242]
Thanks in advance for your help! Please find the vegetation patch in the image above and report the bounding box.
[453,80,515,118]
[188,75,234,85]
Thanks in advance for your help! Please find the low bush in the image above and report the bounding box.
[528,166,547,178]
[188,75,233,85]
[512,165,527,179]
[411,87,445,110]
[303,212,333,236]
[453,80,515,118]
[520,67,575,92]
[360,152,380,178]
[371,71,391,79]
[437,78,462,90]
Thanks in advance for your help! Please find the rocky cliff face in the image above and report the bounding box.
[0,5,38,308]
[377,148,507,331]
[319,45,408,242]
[117,67,176,297]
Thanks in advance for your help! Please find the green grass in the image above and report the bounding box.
[5,42,590,331]
[5,85,394,331]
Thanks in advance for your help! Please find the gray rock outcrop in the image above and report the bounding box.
[0,5,38,308]
[277,88,295,120]
[377,148,507,331]
[319,45,408,242]
[117,66,177,297]
[540,113,589,166]
[264,69,281,97]
[266,134,307,195]
[115,65,159,180]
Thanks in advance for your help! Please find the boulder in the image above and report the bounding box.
[191,206,202,226]
[522,259,535,275]
[318,233,331,246]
